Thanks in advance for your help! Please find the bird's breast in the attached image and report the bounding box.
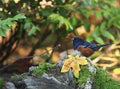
[77,46,94,57]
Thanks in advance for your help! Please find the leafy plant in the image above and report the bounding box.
[0,14,26,37]
[0,0,119,67]
[0,0,119,42]
[48,13,73,31]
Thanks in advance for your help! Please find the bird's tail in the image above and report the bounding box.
[93,43,112,51]
[98,43,112,47]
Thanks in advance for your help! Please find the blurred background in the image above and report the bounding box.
[0,0,120,81]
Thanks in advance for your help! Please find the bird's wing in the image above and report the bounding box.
[83,42,97,48]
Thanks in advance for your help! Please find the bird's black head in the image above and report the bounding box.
[72,37,84,43]
[72,37,84,49]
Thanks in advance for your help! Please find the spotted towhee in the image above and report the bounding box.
[72,37,111,57]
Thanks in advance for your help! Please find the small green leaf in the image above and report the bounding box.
[103,11,110,19]
[86,35,93,42]
[93,26,100,37]
[2,24,10,30]
[95,11,101,19]
[64,19,73,30]
[58,17,64,28]
[108,15,120,27]
[48,13,59,22]
[94,37,104,44]
[7,21,14,27]
[28,26,36,36]
[113,22,120,29]
[70,16,78,27]
[102,31,115,41]
[1,0,5,4]
[63,4,74,11]
[100,22,106,32]
[48,13,73,30]
[24,22,31,29]
[84,11,91,18]
[0,29,6,37]
[13,14,26,20]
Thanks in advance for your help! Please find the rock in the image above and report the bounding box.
[9,62,76,89]
[23,73,74,89]
[14,80,26,89]
[5,82,16,89]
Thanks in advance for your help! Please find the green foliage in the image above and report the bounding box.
[89,21,115,44]
[24,18,40,36]
[0,0,119,44]
[0,78,3,89]
[77,66,93,85]
[0,14,26,37]
[32,63,54,76]
[11,74,23,82]
[77,67,120,89]
[94,37,105,44]
[93,68,120,89]
[78,0,118,43]
[48,13,73,30]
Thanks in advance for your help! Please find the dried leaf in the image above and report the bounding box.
[61,55,88,78]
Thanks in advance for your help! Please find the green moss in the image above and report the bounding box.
[77,66,93,85]
[93,68,120,89]
[32,63,54,76]
[0,78,3,89]
[77,66,120,89]
[11,74,23,82]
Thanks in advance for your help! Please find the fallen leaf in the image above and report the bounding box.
[61,55,88,78]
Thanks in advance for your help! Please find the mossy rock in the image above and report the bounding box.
[93,68,120,89]
[30,63,54,76]
[10,63,120,89]
[77,66,120,89]
[77,66,93,85]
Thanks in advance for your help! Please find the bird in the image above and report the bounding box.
[72,36,111,57]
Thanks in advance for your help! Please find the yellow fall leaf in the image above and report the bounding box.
[61,55,88,78]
